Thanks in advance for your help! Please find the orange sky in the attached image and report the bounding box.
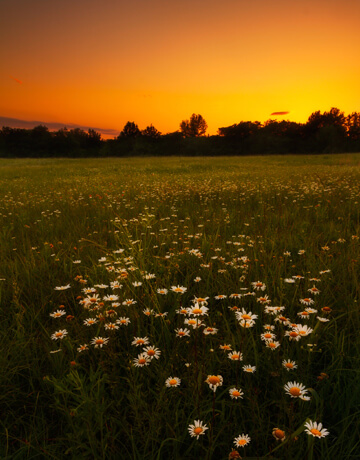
[1,0,359,137]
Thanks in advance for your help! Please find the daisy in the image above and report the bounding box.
[54,284,71,291]
[228,351,243,361]
[282,359,298,371]
[297,310,311,319]
[220,344,232,351]
[300,297,315,306]
[184,318,203,329]
[77,344,89,353]
[175,328,190,337]
[165,376,181,387]
[188,420,208,439]
[284,381,309,399]
[203,326,218,335]
[157,288,168,295]
[272,428,286,442]
[50,310,66,318]
[308,285,321,295]
[257,295,271,305]
[234,433,251,447]
[104,322,119,331]
[116,317,130,326]
[229,293,242,299]
[304,420,329,438]
[131,336,150,347]
[187,303,209,316]
[51,329,68,340]
[294,324,313,336]
[143,308,154,316]
[132,281,142,287]
[205,375,223,392]
[122,299,137,306]
[194,276,202,282]
[238,319,256,328]
[260,332,276,341]
[235,309,258,322]
[83,318,98,326]
[171,285,187,294]
[103,294,119,302]
[242,365,256,373]
[265,340,280,350]
[214,294,227,300]
[251,281,266,291]
[143,346,161,360]
[94,284,108,289]
[91,337,109,348]
[317,316,330,322]
[284,278,296,284]
[193,296,209,305]
[133,353,151,367]
[229,387,244,399]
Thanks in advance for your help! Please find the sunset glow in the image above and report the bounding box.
[1,0,359,137]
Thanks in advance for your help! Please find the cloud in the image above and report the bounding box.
[0,116,119,138]
[10,75,23,84]
[270,111,289,116]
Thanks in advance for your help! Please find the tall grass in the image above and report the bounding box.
[1,155,359,459]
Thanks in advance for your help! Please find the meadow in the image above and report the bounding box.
[1,154,359,459]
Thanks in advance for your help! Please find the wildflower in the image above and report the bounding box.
[50,310,66,318]
[171,285,187,294]
[284,278,296,283]
[155,311,168,318]
[103,294,119,302]
[304,420,329,438]
[229,293,242,299]
[132,281,142,287]
[175,327,190,337]
[229,387,244,399]
[283,251,291,256]
[54,284,71,290]
[51,329,68,340]
[110,281,123,289]
[228,450,241,459]
[187,303,209,316]
[300,298,315,306]
[317,316,330,322]
[308,285,320,295]
[272,428,286,442]
[203,326,218,335]
[188,420,208,439]
[228,351,243,361]
[143,346,161,360]
[261,332,276,341]
[294,324,313,336]
[242,365,256,373]
[235,309,258,322]
[131,336,150,347]
[265,340,280,350]
[239,319,256,328]
[282,359,298,371]
[133,353,151,367]
[284,381,309,399]
[257,295,271,305]
[297,310,311,319]
[157,288,168,295]
[91,337,109,348]
[143,308,154,316]
[104,322,119,331]
[251,281,266,291]
[214,294,227,300]
[298,249,306,255]
[116,317,130,326]
[83,318,98,326]
[94,284,108,289]
[205,375,223,392]
[220,344,232,351]
[193,296,209,305]
[194,277,202,282]
[263,324,275,331]
[234,433,251,447]
[184,318,203,329]
[77,344,89,352]
[165,376,181,387]
[122,299,137,306]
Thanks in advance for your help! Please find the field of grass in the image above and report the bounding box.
[1,154,360,459]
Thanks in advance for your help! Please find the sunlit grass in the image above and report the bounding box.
[1,155,359,459]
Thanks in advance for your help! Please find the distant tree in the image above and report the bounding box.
[218,121,262,138]
[141,124,161,139]
[180,113,208,137]
[118,121,141,139]
[345,112,360,140]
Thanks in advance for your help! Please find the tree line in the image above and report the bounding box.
[1,108,359,157]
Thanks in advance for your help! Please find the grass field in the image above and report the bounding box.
[1,155,360,459]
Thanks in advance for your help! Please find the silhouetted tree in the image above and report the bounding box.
[180,114,208,137]
[141,124,161,139]
[118,121,141,139]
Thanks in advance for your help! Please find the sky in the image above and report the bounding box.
[1,0,359,138]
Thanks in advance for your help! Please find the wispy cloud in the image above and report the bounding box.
[270,111,289,116]
[10,75,23,84]
[0,116,119,138]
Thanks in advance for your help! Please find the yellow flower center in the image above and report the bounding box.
[242,314,251,320]
[232,390,240,397]
[174,288,183,292]
[310,428,322,436]
[290,331,298,337]
[231,354,240,360]
[289,387,301,396]
[95,339,104,345]
[55,332,63,337]
[301,311,309,316]
[274,429,285,439]
[208,376,220,385]
[285,363,294,368]
[194,427,203,435]
[169,379,177,385]
[147,350,155,356]
[192,308,203,315]
[120,320,127,323]
[188,320,196,325]
[238,439,247,446]
[180,309,187,314]
[138,358,146,364]
[136,339,144,345]
[197,298,206,302]
[269,342,276,348]
[264,333,272,339]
